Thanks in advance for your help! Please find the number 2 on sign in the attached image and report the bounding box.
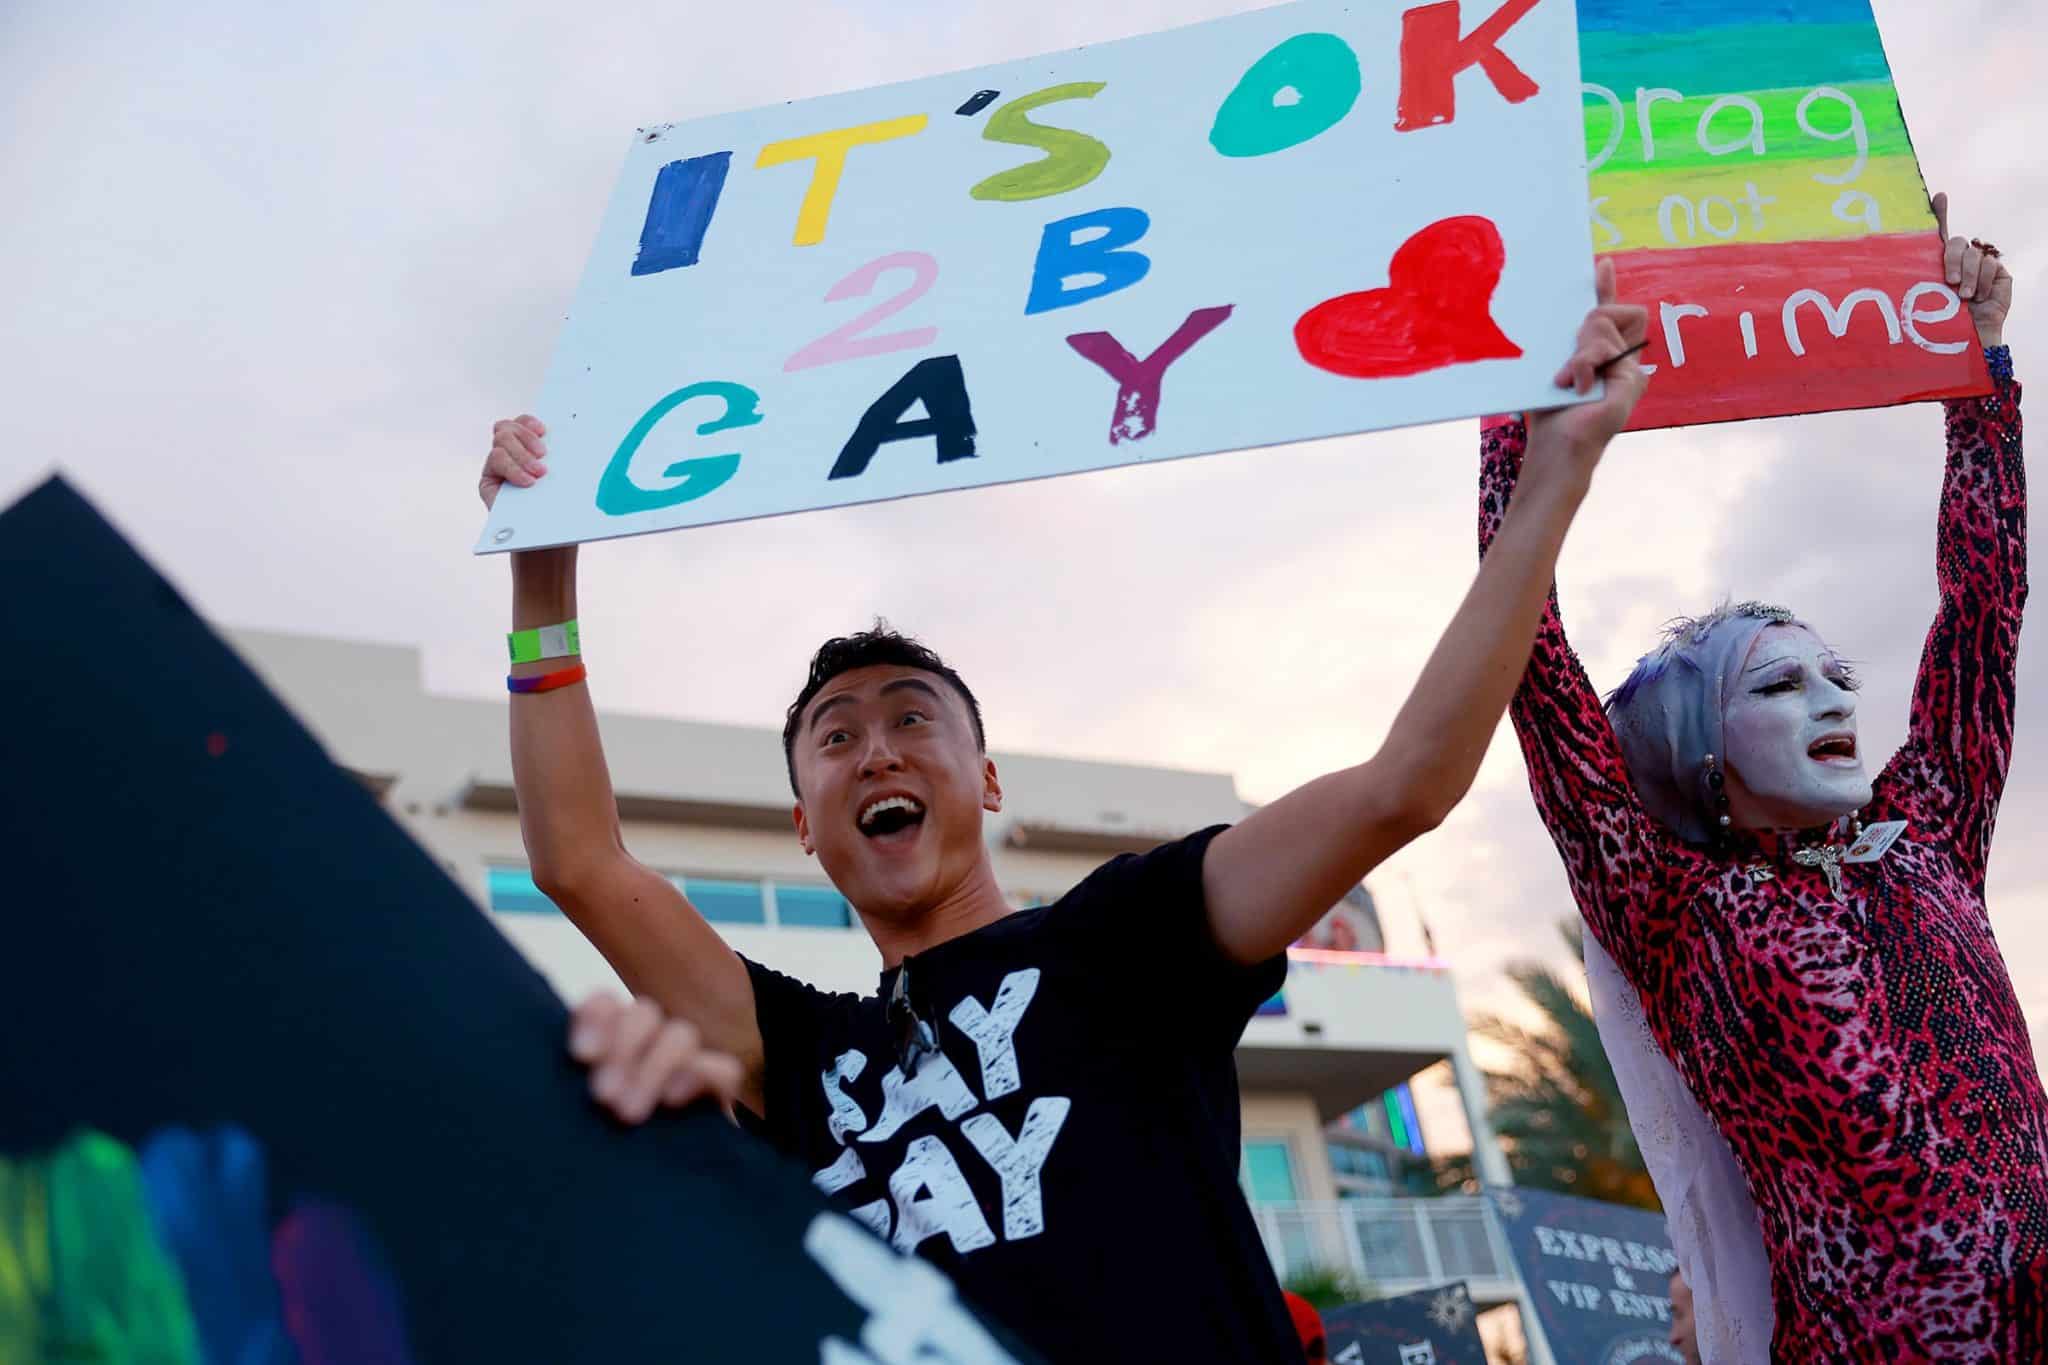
[784,251,940,372]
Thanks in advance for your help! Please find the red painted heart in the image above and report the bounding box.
[1295,215,1523,379]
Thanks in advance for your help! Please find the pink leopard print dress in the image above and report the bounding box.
[1479,369,2045,1361]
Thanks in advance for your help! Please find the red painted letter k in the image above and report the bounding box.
[1395,0,1542,132]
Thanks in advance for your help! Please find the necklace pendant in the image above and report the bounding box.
[1793,845,1846,899]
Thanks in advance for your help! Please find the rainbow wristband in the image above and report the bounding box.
[507,664,587,695]
[508,620,579,665]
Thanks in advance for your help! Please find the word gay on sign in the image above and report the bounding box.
[1577,0,1990,428]
[478,0,1598,552]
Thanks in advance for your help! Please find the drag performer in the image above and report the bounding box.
[1478,196,2041,1362]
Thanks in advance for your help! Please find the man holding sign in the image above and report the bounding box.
[475,265,1648,1362]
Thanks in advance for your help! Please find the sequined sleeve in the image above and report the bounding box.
[1480,418,1702,982]
[1881,352,2026,884]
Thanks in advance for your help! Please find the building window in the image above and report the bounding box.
[678,877,767,925]
[485,864,862,931]
[775,884,853,929]
[1385,1083,1428,1156]
[1339,1100,1387,1141]
[1330,1144,1391,1183]
[1241,1139,1299,1205]
[487,866,560,915]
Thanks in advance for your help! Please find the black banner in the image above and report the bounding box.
[0,478,1030,1364]
[1322,1282,1488,1364]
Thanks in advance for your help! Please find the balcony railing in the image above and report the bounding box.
[1251,1196,1522,1304]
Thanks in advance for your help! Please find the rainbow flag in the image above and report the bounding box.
[1579,0,1990,428]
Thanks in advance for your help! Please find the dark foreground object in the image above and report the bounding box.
[0,476,1028,1364]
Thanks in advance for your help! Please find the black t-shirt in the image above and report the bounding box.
[739,826,1299,1363]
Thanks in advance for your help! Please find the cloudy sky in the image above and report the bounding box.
[6,0,2044,1150]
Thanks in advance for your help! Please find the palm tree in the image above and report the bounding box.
[1436,920,1659,1211]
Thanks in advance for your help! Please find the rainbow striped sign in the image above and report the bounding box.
[1581,0,1991,428]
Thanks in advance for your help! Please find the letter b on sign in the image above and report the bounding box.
[1025,207,1152,315]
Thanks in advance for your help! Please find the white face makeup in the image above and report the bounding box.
[1722,624,1874,831]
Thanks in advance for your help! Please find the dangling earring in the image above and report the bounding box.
[1704,753,1732,831]
[1849,808,1864,841]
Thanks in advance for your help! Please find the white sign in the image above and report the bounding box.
[478,0,1595,553]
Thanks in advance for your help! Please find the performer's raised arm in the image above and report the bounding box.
[1882,194,2024,881]
[480,417,768,1117]
[1202,264,1649,966]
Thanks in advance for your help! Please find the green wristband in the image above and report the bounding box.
[508,620,580,665]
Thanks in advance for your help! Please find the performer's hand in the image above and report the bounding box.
[569,992,746,1124]
[1933,192,2012,348]
[1526,259,1650,481]
[481,415,549,511]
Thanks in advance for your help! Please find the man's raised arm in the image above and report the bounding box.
[484,415,767,1114]
[1203,268,1649,965]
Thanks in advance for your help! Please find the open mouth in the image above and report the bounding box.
[1808,734,1858,764]
[858,794,927,840]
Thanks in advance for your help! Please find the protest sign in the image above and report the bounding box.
[1487,1187,1684,1365]
[1322,1282,1489,1364]
[1581,0,1991,428]
[478,0,1598,551]
[0,477,1029,1365]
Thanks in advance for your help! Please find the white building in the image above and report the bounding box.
[233,627,1540,1330]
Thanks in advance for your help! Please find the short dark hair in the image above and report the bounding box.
[782,622,986,796]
